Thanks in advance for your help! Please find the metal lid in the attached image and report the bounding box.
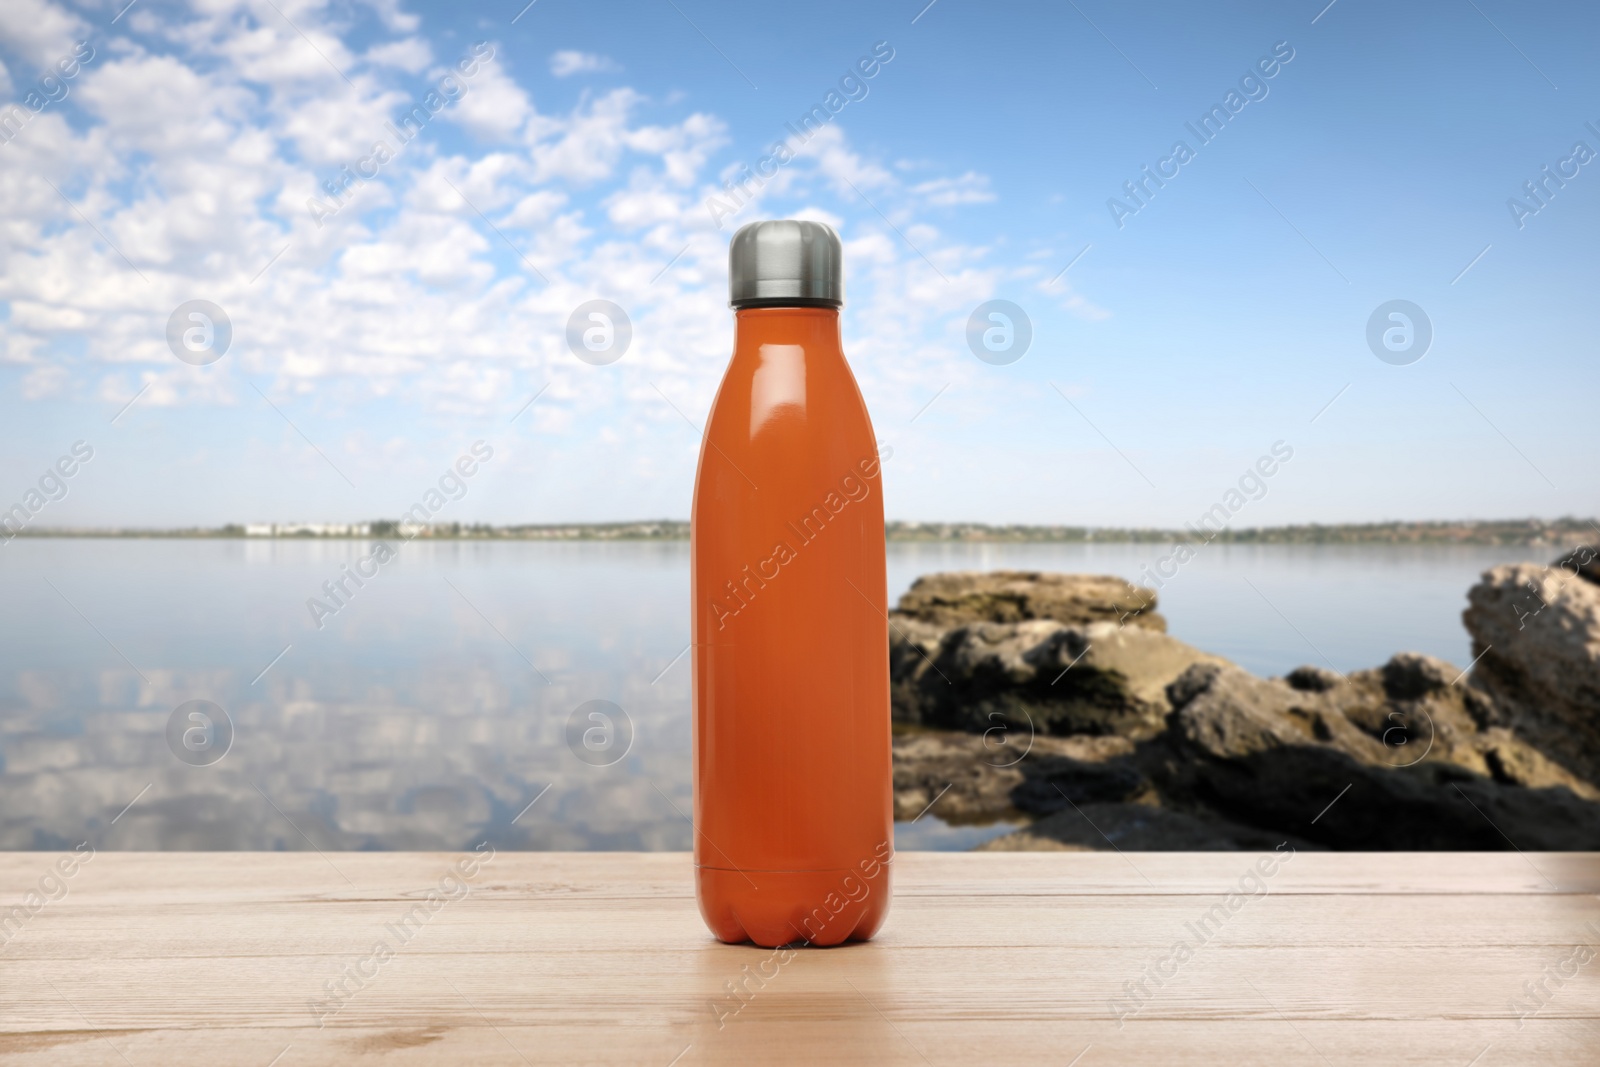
[729,220,843,309]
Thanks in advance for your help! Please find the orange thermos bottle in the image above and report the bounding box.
[690,220,893,947]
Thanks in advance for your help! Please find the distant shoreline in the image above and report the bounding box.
[5,518,1596,547]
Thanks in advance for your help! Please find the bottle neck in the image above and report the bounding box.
[732,306,842,350]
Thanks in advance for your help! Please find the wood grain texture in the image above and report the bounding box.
[2,851,1598,1065]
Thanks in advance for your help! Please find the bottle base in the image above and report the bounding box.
[696,864,893,948]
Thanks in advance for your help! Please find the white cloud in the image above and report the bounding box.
[366,38,433,74]
[625,111,726,186]
[799,124,894,193]
[528,88,641,184]
[504,188,569,228]
[204,3,363,91]
[4,330,45,364]
[604,180,687,231]
[94,366,235,408]
[1044,282,1112,322]
[0,0,87,60]
[21,363,68,399]
[75,51,249,155]
[0,0,1033,505]
[445,52,533,141]
[790,205,845,231]
[549,50,619,77]
[358,0,422,34]
[911,172,996,206]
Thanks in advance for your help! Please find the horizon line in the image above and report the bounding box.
[4,515,1596,545]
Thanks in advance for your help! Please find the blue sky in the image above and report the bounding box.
[0,0,1595,528]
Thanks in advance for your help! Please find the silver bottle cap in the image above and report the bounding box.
[728,220,843,309]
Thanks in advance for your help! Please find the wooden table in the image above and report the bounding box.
[2,851,1597,1065]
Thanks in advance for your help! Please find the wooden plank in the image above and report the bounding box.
[9,850,1597,898]
[2,852,1597,1065]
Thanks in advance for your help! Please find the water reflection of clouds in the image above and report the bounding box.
[1,662,694,851]
[2,540,701,849]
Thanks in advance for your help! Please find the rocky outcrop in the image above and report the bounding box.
[891,561,1600,852]
[891,573,1221,740]
[1463,551,1600,784]
[892,570,1165,630]
[1555,544,1600,585]
[892,728,1145,825]
[1160,658,1600,850]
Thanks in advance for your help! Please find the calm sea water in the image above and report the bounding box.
[0,538,1548,852]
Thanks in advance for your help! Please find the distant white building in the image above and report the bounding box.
[242,523,371,537]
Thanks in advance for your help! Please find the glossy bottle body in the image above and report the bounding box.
[690,306,893,948]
